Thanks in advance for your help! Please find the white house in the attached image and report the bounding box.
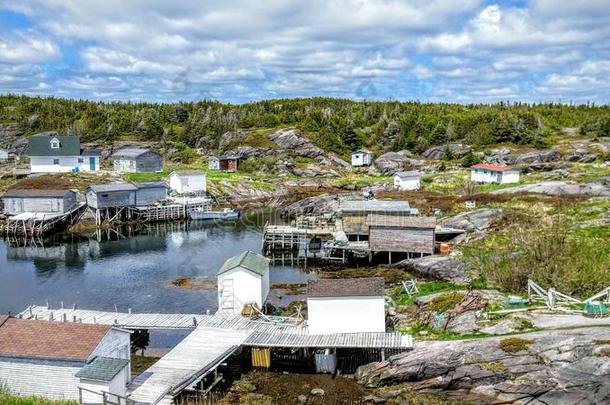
[351,150,373,167]
[306,277,386,334]
[217,251,270,315]
[28,134,100,173]
[168,171,206,195]
[393,171,422,191]
[470,163,520,185]
[0,315,131,402]
[0,148,8,162]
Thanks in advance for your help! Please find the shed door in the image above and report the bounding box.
[89,157,96,171]
[219,278,234,310]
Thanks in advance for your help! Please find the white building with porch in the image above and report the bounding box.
[470,163,520,184]
[28,134,100,173]
[217,251,270,315]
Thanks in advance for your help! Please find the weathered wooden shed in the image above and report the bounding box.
[86,184,137,210]
[339,200,417,240]
[134,181,167,206]
[367,214,436,256]
[209,155,239,172]
[112,148,162,173]
[2,189,77,215]
[0,315,131,402]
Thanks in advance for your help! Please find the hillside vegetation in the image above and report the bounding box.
[2,95,610,159]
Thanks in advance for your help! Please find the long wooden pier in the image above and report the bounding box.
[2,203,86,236]
[19,305,413,404]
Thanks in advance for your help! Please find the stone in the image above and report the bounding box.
[269,128,350,168]
[355,327,610,405]
[219,130,249,149]
[373,150,423,175]
[297,394,308,403]
[493,181,610,197]
[282,193,343,217]
[395,255,470,284]
[310,388,325,396]
[362,395,386,403]
[422,144,470,160]
[440,209,504,232]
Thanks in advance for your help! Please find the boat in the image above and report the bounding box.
[188,207,240,221]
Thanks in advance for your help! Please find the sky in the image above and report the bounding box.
[0,0,609,104]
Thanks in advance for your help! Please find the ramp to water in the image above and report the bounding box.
[129,327,250,404]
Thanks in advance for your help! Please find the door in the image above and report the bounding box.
[89,157,96,171]
[219,278,234,310]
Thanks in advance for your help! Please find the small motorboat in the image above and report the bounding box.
[189,207,240,221]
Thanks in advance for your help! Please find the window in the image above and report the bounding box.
[53,158,60,165]
[50,139,60,149]
[78,158,84,163]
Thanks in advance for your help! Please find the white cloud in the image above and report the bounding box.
[0,32,59,64]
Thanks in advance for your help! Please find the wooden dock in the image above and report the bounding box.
[130,202,208,222]
[262,224,335,252]
[2,203,86,236]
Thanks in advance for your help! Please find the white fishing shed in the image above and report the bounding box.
[351,150,373,167]
[470,163,520,185]
[217,251,270,315]
[168,171,207,194]
[306,277,386,334]
[393,171,422,191]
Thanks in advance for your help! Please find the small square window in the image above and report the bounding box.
[78,158,84,163]
[53,158,59,165]
[51,140,60,149]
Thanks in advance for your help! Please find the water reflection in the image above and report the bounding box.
[0,209,308,315]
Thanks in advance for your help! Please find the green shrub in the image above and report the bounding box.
[427,292,465,313]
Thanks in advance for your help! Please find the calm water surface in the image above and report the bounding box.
[0,210,308,315]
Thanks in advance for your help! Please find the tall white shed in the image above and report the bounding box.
[168,171,207,194]
[306,277,386,334]
[217,251,270,315]
[393,171,422,191]
[470,163,520,185]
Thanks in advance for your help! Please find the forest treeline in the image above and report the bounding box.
[1,95,609,156]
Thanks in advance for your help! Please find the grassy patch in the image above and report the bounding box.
[131,355,160,374]
[0,386,76,405]
[480,361,509,373]
[427,291,466,313]
[391,281,466,306]
[499,337,534,353]
[398,324,491,341]
[318,265,412,284]
[331,174,389,188]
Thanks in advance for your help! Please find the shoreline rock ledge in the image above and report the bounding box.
[355,327,610,405]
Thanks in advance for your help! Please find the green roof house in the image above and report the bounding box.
[28,133,100,173]
[217,251,270,315]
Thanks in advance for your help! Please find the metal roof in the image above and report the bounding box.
[170,171,206,177]
[28,135,80,156]
[112,148,155,158]
[88,183,138,193]
[307,277,384,298]
[340,199,411,213]
[395,171,422,179]
[3,189,74,198]
[244,331,412,349]
[76,357,129,382]
[217,251,269,277]
[134,181,167,189]
[367,214,437,229]
[471,163,516,172]
[81,148,102,156]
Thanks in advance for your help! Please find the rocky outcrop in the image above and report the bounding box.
[282,193,342,217]
[395,255,470,284]
[439,209,504,232]
[486,148,561,166]
[421,144,470,160]
[493,181,610,197]
[356,327,610,404]
[373,150,424,175]
[269,129,350,168]
[219,130,249,149]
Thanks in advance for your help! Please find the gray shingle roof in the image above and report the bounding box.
[366,214,436,229]
[112,148,154,158]
[89,183,138,193]
[75,357,129,382]
[134,181,167,189]
[217,251,269,277]
[340,199,411,213]
[307,277,384,298]
[28,135,80,156]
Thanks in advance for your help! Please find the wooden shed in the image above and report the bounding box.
[367,214,436,256]
[339,200,416,240]
[2,189,77,216]
[112,148,162,173]
[217,251,270,316]
[209,155,239,172]
[86,184,137,210]
[134,181,167,206]
[168,171,206,194]
[0,315,131,402]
